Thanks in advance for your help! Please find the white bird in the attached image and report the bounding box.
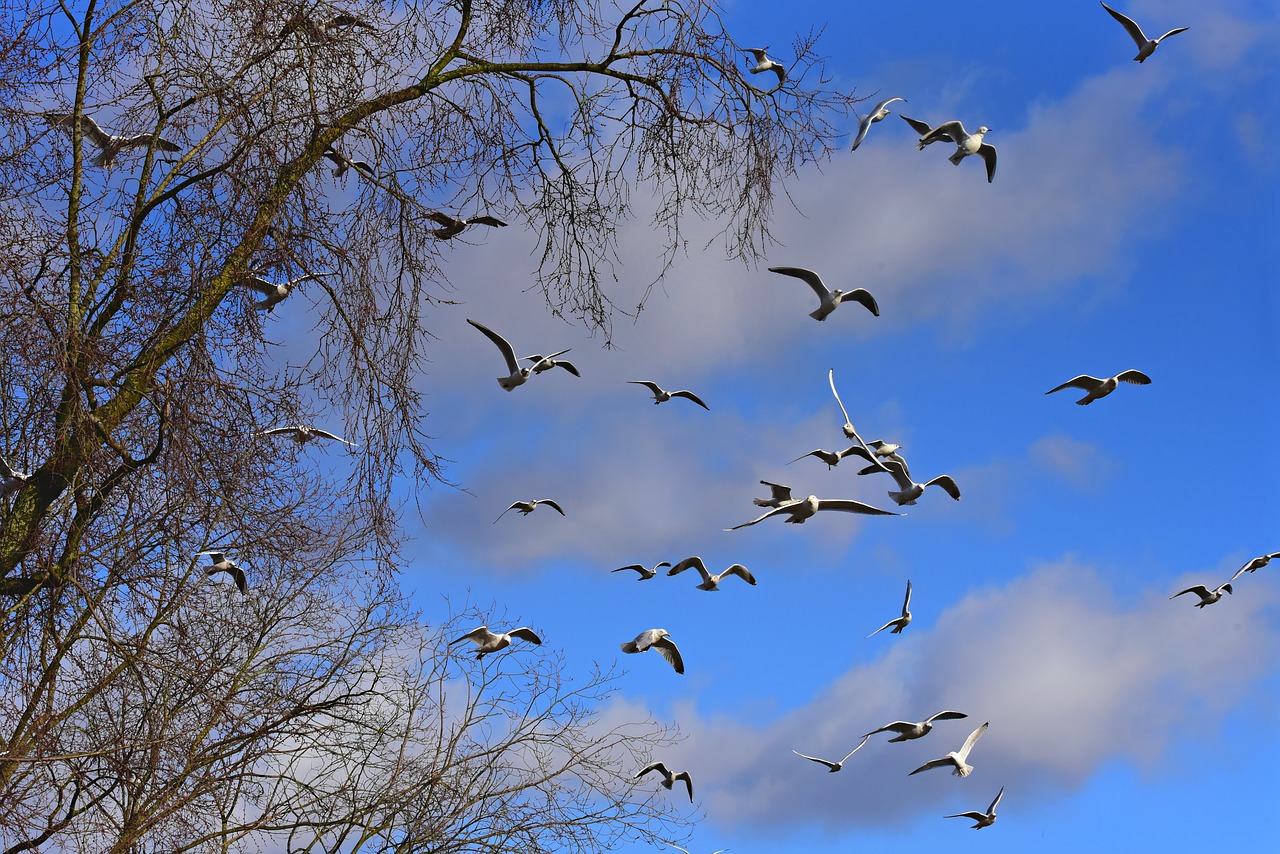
[1045,369,1151,405]
[426,211,507,240]
[46,112,181,167]
[621,628,684,674]
[450,624,543,658]
[791,735,872,773]
[742,47,786,89]
[769,266,880,322]
[753,480,798,508]
[1170,582,1233,608]
[863,458,960,506]
[1230,552,1280,582]
[865,710,969,742]
[868,579,913,637]
[667,556,757,591]
[323,146,376,180]
[0,456,29,498]
[493,498,565,524]
[916,122,997,183]
[467,318,543,391]
[244,272,321,312]
[727,494,899,530]
[1100,2,1189,62]
[945,785,1004,829]
[636,761,694,801]
[522,351,580,377]
[257,425,356,447]
[828,369,900,470]
[611,561,672,581]
[908,721,989,778]
[197,551,247,594]
[627,380,709,410]
[851,97,906,151]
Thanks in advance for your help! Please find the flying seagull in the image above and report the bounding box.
[257,425,356,447]
[0,456,29,498]
[868,579,913,637]
[667,556,757,591]
[426,211,507,240]
[1100,2,1189,62]
[627,381,709,410]
[467,318,548,391]
[621,629,684,674]
[851,97,907,151]
[197,551,247,594]
[908,721,990,778]
[244,272,321,312]
[450,625,543,658]
[611,561,672,581]
[769,266,880,322]
[915,122,997,183]
[522,351,580,377]
[754,480,798,508]
[1230,552,1280,582]
[945,785,1004,829]
[323,146,376,180]
[727,495,899,530]
[493,498,565,524]
[865,710,969,742]
[742,47,786,89]
[791,735,872,773]
[828,369,898,472]
[1170,582,1233,608]
[1045,369,1151,405]
[46,112,180,167]
[636,761,694,801]
[862,458,960,506]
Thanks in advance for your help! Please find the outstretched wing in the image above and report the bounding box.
[791,749,840,771]
[926,475,962,501]
[508,627,542,645]
[919,120,965,146]
[814,498,900,516]
[842,288,880,316]
[1115,369,1152,386]
[469,215,508,228]
[899,114,935,137]
[769,266,831,302]
[635,761,670,780]
[908,757,953,776]
[668,556,712,584]
[651,637,685,674]
[1100,2,1149,48]
[450,625,492,646]
[925,710,969,724]
[721,564,757,586]
[956,722,989,761]
[538,499,566,516]
[988,785,1005,813]
[467,318,521,374]
[902,579,913,615]
[1170,585,1209,600]
[1045,375,1104,395]
[671,390,710,410]
[725,505,792,531]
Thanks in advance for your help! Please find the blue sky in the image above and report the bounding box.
[289,0,1278,850]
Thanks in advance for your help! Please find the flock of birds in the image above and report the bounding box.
[2,2,1267,848]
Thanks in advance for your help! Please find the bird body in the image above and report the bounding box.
[611,561,672,581]
[868,579,913,637]
[636,761,694,801]
[667,556,757,591]
[257,425,355,447]
[792,735,872,772]
[522,351,580,376]
[1045,369,1151,405]
[628,381,709,410]
[1170,583,1232,608]
[621,629,684,673]
[908,721,989,777]
[197,551,247,593]
[852,97,906,151]
[469,319,563,391]
[1100,2,1188,62]
[450,625,542,658]
[323,146,376,179]
[865,710,969,742]
[916,122,997,183]
[727,495,899,530]
[945,785,1004,828]
[46,112,180,167]
[769,266,880,322]
[427,211,507,240]
[244,272,320,312]
[743,48,786,88]
[494,498,565,523]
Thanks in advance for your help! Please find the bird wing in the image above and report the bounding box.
[792,750,840,771]
[864,721,912,737]
[828,369,856,432]
[627,380,664,396]
[669,556,712,584]
[1045,375,1104,395]
[899,114,935,136]
[978,143,997,183]
[1116,369,1152,385]
[956,722,989,761]
[919,120,965,146]
[673,770,694,801]
[244,276,279,296]
[843,288,880,316]
[867,619,898,638]
[662,843,691,854]
[743,47,768,63]
[493,503,524,524]
[789,450,828,465]
[815,498,900,517]
[229,565,247,593]
[636,761,670,780]
[426,210,463,228]
[671,390,710,410]
[721,564,757,586]
[1101,2,1149,47]
[944,811,987,821]
[725,505,792,530]
[651,637,685,673]
[769,266,831,301]
[1154,26,1189,43]
[73,114,114,147]
[988,785,1005,813]
[837,445,873,464]
[538,499,566,516]
[926,710,969,723]
[851,113,876,151]
[871,96,906,114]
[926,475,962,501]
[901,580,914,614]
[908,757,954,776]
[839,735,872,764]
[451,625,492,646]
[467,319,521,374]
[257,426,301,438]
[469,215,508,228]
[761,480,793,502]
[308,428,353,445]
[1170,585,1209,600]
[612,564,647,576]
[508,627,542,644]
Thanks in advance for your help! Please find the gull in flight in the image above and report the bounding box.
[852,97,906,151]
[244,272,321,312]
[1170,582,1232,608]
[754,480,798,508]
[197,551,247,594]
[863,458,960,506]
[522,352,580,377]
[945,785,1004,829]
[1231,552,1280,582]
[467,319,552,391]
[627,381,710,411]
[1100,3,1188,62]
[636,761,694,801]
[828,369,901,471]
[742,47,786,89]
[791,735,872,773]
[621,629,684,674]
[257,425,356,447]
[0,456,29,498]
[727,495,899,530]
[324,146,376,180]
[865,710,969,742]
[611,561,672,581]
[908,721,989,778]
[46,112,180,167]
[1045,369,1151,405]
[426,211,507,240]
[915,122,997,183]
[494,498,565,523]
[450,625,543,658]
[868,579,913,637]
[769,266,880,322]
[667,556,757,591]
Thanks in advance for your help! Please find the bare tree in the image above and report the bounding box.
[0,0,858,850]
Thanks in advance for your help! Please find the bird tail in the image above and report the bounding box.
[620,642,639,653]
